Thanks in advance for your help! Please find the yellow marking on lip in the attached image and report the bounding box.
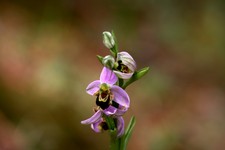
[98,94,109,102]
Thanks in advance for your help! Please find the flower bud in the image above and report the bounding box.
[113,52,137,79]
[102,55,115,69]
[103,31,115,49]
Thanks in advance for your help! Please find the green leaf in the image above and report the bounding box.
[122,67,150,89]
[120,116,136,150]
[136,67,150,79]
[124,116,136,142]
[96,55,104,65]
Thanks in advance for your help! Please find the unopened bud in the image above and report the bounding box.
[103,31,115,49]
[102,55,115,69]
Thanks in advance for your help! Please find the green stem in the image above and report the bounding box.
[108,117,136,150]
[104,116,119,150]
[118,78,124,87]
[110,137,118,150]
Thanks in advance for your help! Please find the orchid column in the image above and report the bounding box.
[81,31,149,150]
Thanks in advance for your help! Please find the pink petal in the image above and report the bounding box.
[86,80,100,95]
[115,107,128,116]
[91,119,102,133]
[113,71,133,79]
[111,85,130,108]
[117,116,125,137]
[117,51,136,71]
[100,67,118,85]
[103,106,117,115]
[81,110,102,124]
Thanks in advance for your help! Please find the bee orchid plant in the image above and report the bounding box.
[81,31,149,150]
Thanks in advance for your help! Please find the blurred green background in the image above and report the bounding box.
[0,0,225,150]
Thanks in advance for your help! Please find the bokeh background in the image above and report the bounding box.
[0,0,225,150]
